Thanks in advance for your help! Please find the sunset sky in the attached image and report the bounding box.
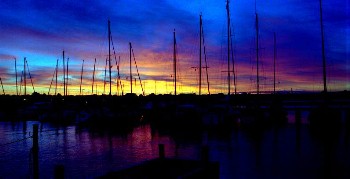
[0,0,349,95]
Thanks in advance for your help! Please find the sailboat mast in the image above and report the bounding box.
[129,42,132,93]
[63,51,65,96]
[274,32,276,94]
[319,0,327,93]
[55,59,58,95]
[15,58,18,95]
[108,20,112,95]
[80,60,84,95]
[173,29,177,96]
[24,57,26,95]
[66,58,69,95]
[92,58,96,94]
[104,58,107,94]
[19,71,23,95]
[230,28,237,95]
[255,12,260,94]
[199,14,202,95]
[117,56,121,95]
[202,22,210,95]
[226,0,231,95]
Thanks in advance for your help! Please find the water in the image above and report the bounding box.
[1,111,350,178]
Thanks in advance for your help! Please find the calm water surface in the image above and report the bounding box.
[1,111,350,178]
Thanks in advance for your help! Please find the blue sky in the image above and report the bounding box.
[0,0,349,95]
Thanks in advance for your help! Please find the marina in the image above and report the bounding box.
[0,92,350,178]
[0,0,348,178]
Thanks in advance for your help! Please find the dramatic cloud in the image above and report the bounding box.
[0,0,348,95]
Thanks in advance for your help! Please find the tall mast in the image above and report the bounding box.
[129,42,132,93]
[19,71,23,95]
[63,51,65,96]
[15,58,18,95]
[108,19,112,95]
[55,59,58,95]
[226,0,231,95]
[80,60,84,95]
[273,32,276,94]
[117,56,121,95]
[104,58,107,94]
[24,57,26,95]
[199,14,202,95]
[92,58,96,94]
[319,0,327,93]
[230,28,237,95]
[202,18,210,95]
[66,57,69,95]
[255,11,260,94]
[173,29,177,96]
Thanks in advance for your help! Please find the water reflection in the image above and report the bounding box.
[1,111,350,178]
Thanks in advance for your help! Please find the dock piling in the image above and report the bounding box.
[158,144,165,159]
[201,145,209,162]
[54,165,64,179]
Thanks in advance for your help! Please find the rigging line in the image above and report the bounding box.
[230,27,237,94]
[201,22,210,95]
[110,34,121,94]
[48,68,55,95]
[117,56,123,95]
[114,58,119,95]
[25,60,35,93]
[0,136,32,147]
[131,48,144,95]
[103,58,107,94]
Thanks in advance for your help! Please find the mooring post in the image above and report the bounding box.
[158,144,165,159]
[201,145,209,162]
[33,124,39,179]
[54,165,64,179]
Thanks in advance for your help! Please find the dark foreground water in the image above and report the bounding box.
[1,111,350,178]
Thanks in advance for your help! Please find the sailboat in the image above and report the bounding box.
[77,19,143,128]
[308,0,341,132]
